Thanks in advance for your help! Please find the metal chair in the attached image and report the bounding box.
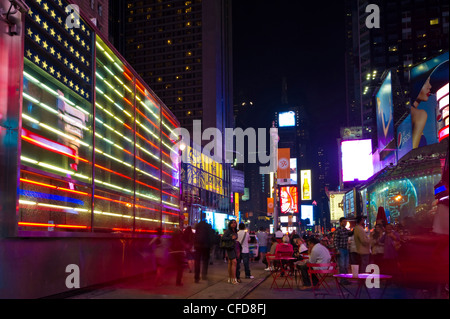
[307,263,339,298]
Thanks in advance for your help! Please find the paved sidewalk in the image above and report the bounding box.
[66,259,270,299]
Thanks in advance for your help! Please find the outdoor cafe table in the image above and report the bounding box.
[333,273,392,299]
[267,256,296,289]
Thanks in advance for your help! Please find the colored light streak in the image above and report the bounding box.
[20,176,176,214]
[18,222,89,229]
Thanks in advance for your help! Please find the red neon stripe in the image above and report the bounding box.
[123,72,133,82]
[162,191,179,199]
[20,178,57,189]
[162,111,177,128]
[20,177,165,212]
[123,97,133,107]
[21,134,89,164]
[18,222,88,229]
[163,210,179,216]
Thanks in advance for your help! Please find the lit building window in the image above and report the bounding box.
[430,18,439,25]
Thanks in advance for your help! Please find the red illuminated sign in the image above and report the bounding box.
[280,186,298,214]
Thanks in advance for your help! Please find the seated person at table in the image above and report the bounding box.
[264,237,279,271]
[298,237,331,289]
[293,237,308,261]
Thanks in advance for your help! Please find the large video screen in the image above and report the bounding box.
[341,139,374,182]
[279,111,296,127]
[301,205,314,225]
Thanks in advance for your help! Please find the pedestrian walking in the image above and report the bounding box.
[236,223,254,282]
[182,226,195,273]
[380,223,401,276]
[169,229,186,286]
[256,227,269,264]
[194,218,213,283]
[149,227,169,286]
[333,217,353,284]
[222,220,239,284]
[353,216,371,273]
[370,223,385,270]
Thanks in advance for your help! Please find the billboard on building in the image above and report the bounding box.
[329,192,345,222]
[340,126,363,140]
[376,71,394,151]
[409,52,448,149]
[300,170,312,200]
[279,111,296,127]
[277,148,290,180]
[280,186,298,214]
[341,139,374,182]
[301,205,314,225]
[397,115,413,161]
[290,158,297,183]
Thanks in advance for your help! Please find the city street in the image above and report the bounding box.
[50,257,442,301]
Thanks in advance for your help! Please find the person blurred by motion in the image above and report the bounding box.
[170,228,186,286]
[193,218,213,283]
[182,226,195,273]
[149,227,169,286]
[256,227,269,265]
[370,223,385,271]
[380,223,401,276]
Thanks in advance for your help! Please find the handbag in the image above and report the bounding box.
[220,237,235,249]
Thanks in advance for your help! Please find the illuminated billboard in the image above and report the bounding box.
[376,71,394,151]
[279,111,296,127]
[341,139,374,182]
[409,52,448,148]
[301,205,314,225]
[329,192,345,222]
[290,158,297,183]
[280,186,298,214]
[300,170,312,200]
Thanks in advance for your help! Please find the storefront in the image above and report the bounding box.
[180,145,233,228]
[361,142,447,228]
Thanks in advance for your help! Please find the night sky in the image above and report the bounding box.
[233,1,347,188]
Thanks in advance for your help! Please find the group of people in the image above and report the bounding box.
[333,216,402,285]
[221,220,256,285]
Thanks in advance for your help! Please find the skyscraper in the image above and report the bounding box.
[110,0,234,138]
[344,0,449,139]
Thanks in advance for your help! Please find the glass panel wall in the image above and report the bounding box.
[17,0,180,235]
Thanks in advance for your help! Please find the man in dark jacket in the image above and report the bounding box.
[194,219,214,283]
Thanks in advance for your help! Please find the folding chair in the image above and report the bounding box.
[307,263,339,298]
[268,244,295,289]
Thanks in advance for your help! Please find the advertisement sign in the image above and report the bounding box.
[301,205,314,226]
[267,197,274,216]
[376,71,394,151]
[340,127,363,140]
[290,158,297,183]
[280,186,298,214]
[329,192,345,222]
[397,115,413,161]
[437,82,449,142]
[300,170,312,200]
[279,111,296,127]
[409,52,448,149]
[341,139,374,182]
[234,192,240,223]
[277,148,290,179]
[231,168,245,194]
